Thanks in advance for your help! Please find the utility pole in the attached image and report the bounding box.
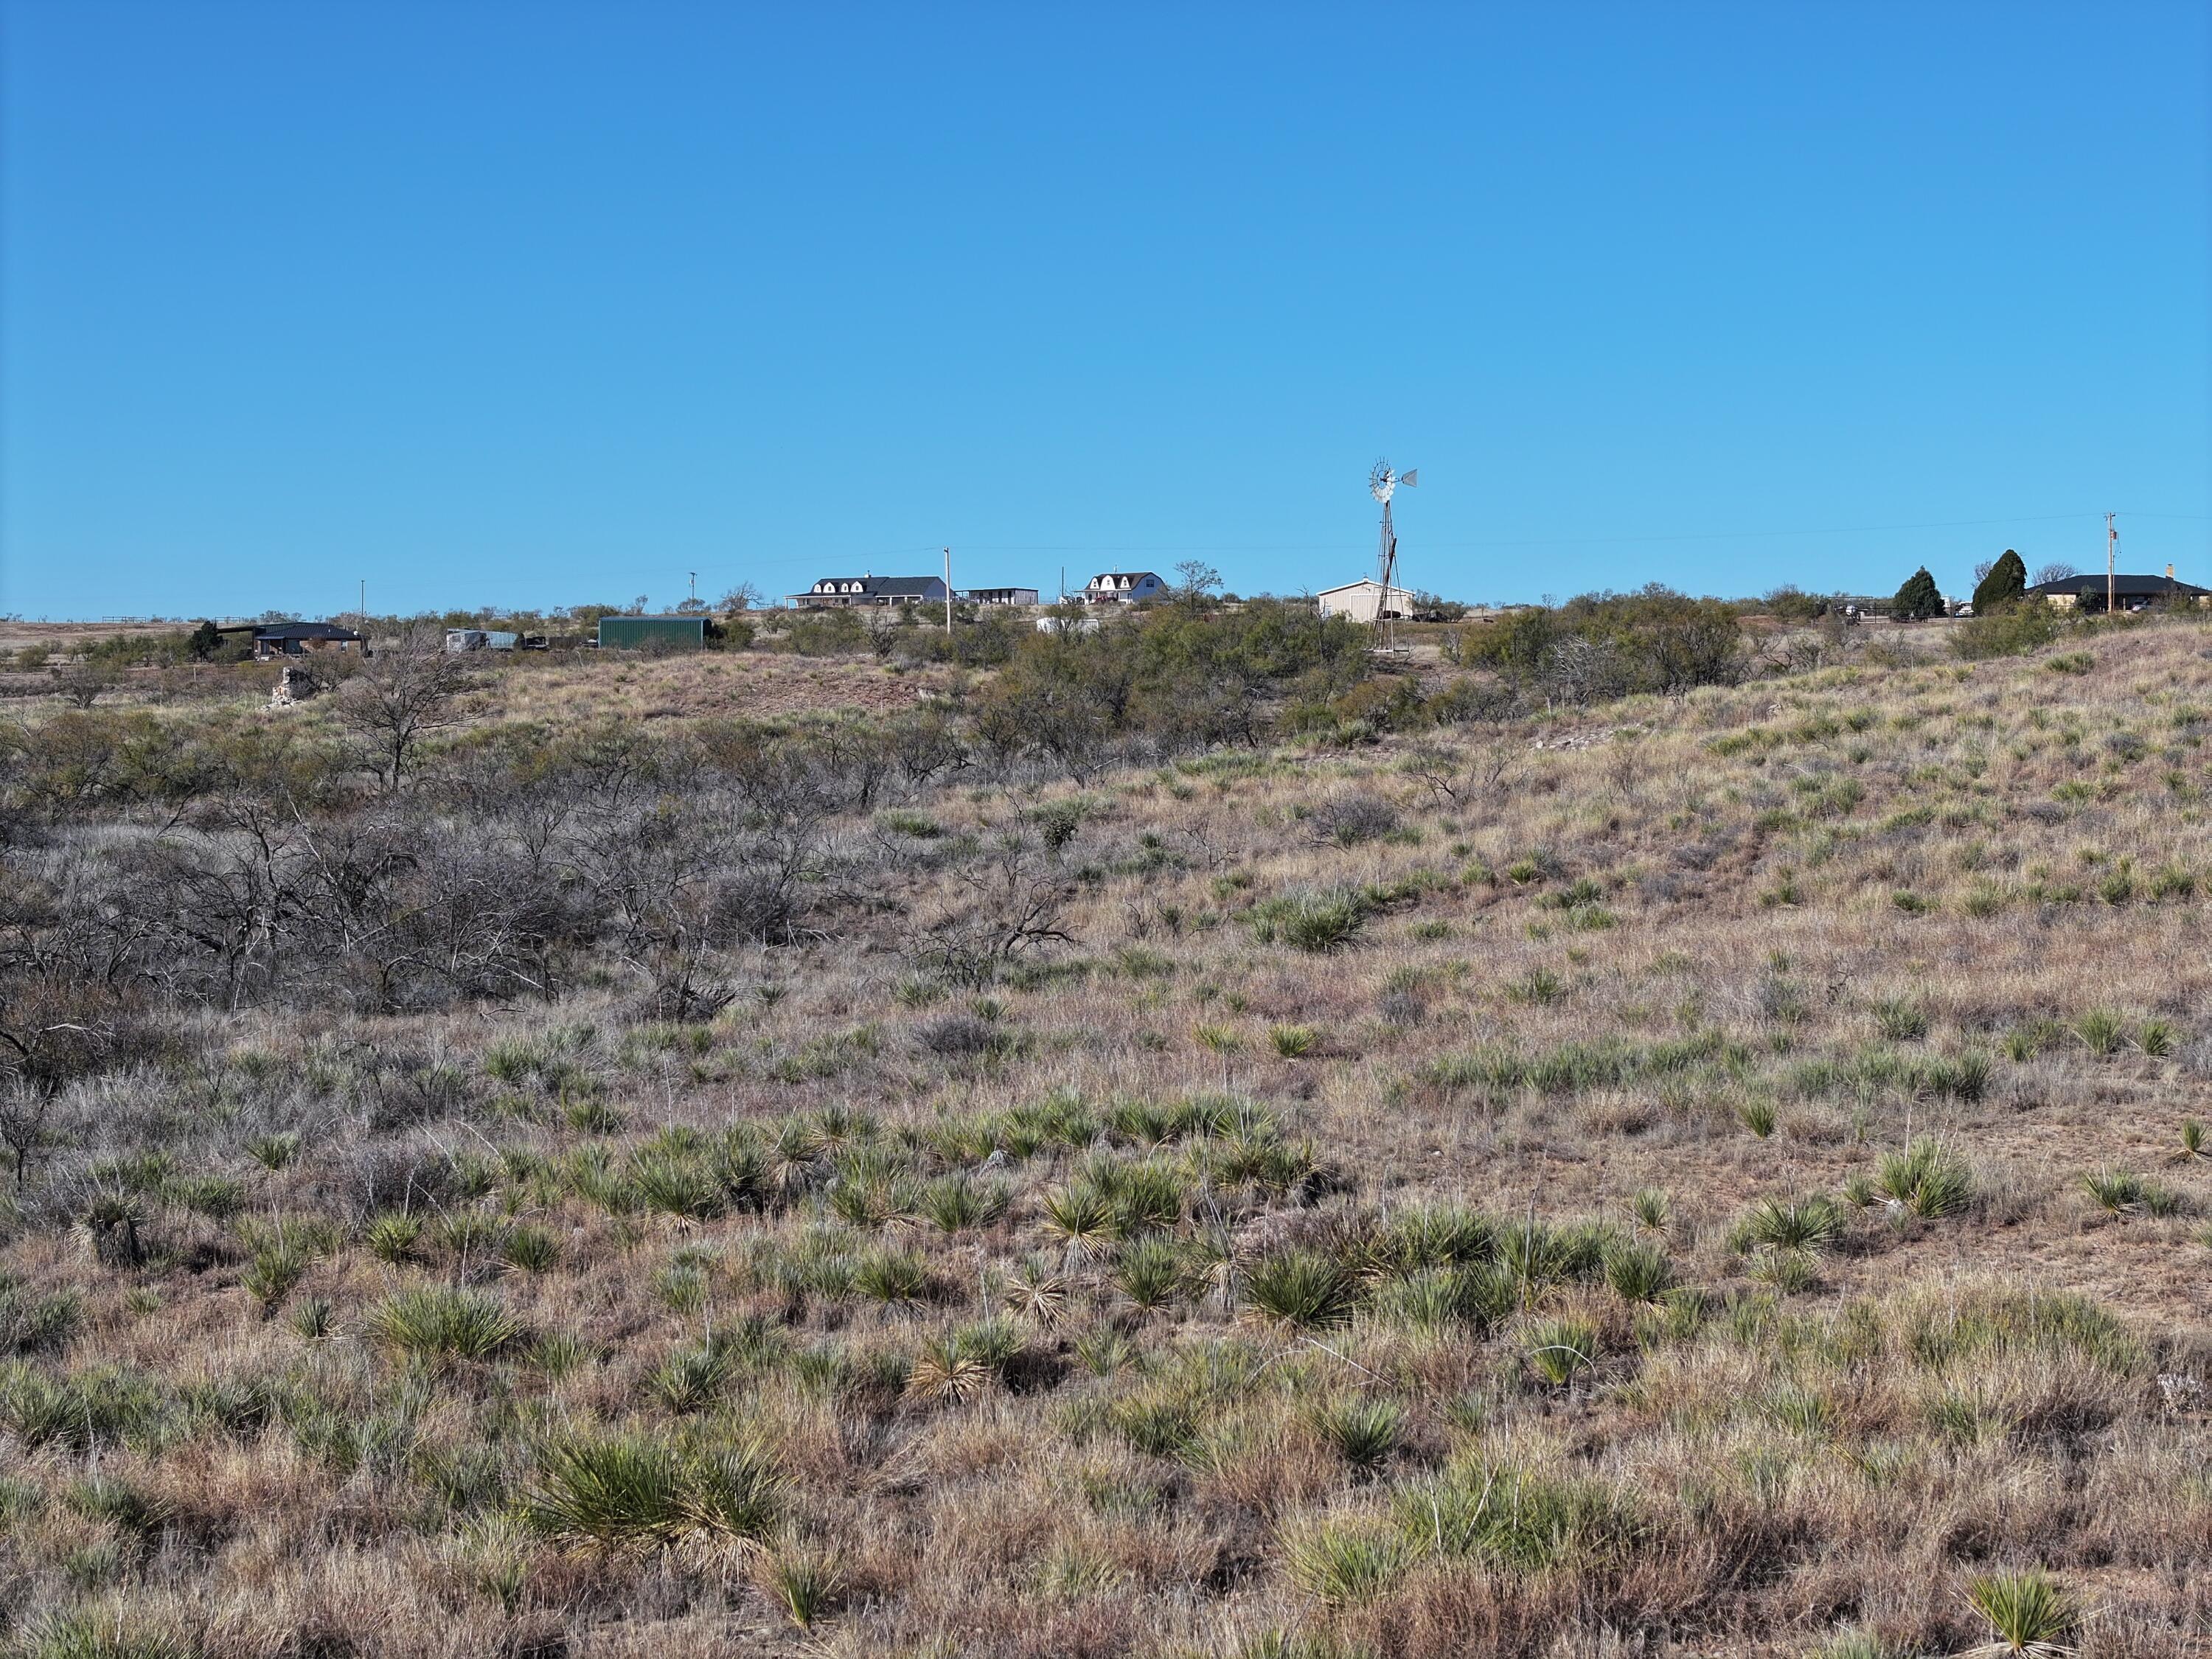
[2107,512,2118,616]
[689,571,697,605]
[943,548,954,636]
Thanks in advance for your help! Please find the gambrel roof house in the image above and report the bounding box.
[1079,570,1165,605]
[789,574,949,608]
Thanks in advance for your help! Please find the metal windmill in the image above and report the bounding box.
[1368,459,1417,651]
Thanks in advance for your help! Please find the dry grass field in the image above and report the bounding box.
[1,608,2209,1658]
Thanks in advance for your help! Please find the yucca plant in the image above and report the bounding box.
[1269,1024,1318,1059]
[501,1223,560,1273]
[1739,1194,1843,1253]
[366,1285,521,1363]
[630,1150,726,1221]
[1193,1023,1243,1057]
[2081,1167,2148,1215]
[1601,1239,1673,1304]
[1113,1237,1187,1310]
[919,1172,1006,1234]
[2183,1118,2206,1161]
[1877,1136,1973,1219]
[1735,1098,1778,1138]
[1041,1181,1117,1260]
[1242,1248,1358,1331]
[364,1211,423,1264]
[2075,1008,2126,1057]
[1099,1159,1189,1235]
[288,1295,335,1341]
[906,1330,993,1404]
[1004,1253,1069,1327]
[1523,1315,1600,1388]
[523,1430,779,1552]
[756,1537,846,1632]
[906,1317,1021,1403]
[1281,1517,1409,1604]
[1630,1187,1671,1236]
[851,1246,931,1305]
[245,1131,299,1171]
[1304,1396,1405,1474]
[240,1244,309,1314]
[647,1337,734,1414]
[1964,1567,2077,1657]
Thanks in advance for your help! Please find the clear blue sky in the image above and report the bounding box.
[3,1,2206,620]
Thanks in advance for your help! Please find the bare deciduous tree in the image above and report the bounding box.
[333,637,473,791]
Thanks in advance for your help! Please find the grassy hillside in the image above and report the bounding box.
[0,613,2208,1658]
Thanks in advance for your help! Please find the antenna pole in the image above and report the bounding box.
[2106,513,2116,616]
[944,548,953,636]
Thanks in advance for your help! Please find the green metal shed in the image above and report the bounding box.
[596,615,708,651]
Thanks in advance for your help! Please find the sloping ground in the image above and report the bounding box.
[467,647,955,723]
[2,616,2211,1657]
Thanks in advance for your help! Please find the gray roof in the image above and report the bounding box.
[804,575,945,597]
[252,622,362,641]
[2023,573,2211,599]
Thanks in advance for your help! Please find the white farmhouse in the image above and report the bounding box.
[1079,570,1166,605]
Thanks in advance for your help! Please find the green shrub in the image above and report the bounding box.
[1952,602,2058,660]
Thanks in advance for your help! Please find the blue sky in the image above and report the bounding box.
[2,1,2206,619]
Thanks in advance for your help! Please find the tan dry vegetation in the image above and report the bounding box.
[1,611,2211,1657]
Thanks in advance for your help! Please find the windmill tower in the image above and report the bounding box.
[1368,459,1417,652]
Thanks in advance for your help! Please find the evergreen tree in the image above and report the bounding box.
[1971,549,2027,611]
[1893,567,1944,621]
[187,619,222,661]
